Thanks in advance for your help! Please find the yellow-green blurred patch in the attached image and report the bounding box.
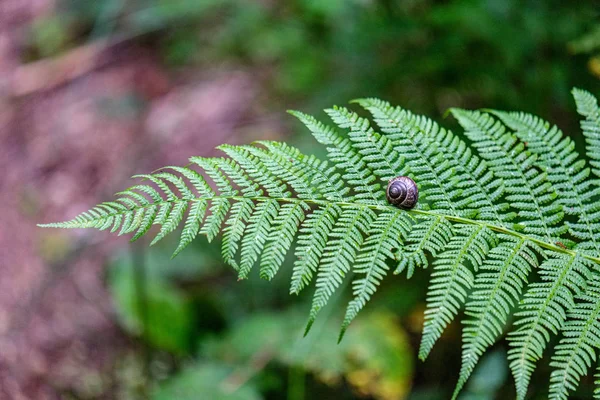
[202,308,413,400]
[38,232,72,263]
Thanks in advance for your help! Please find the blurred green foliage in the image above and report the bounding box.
[39,0,599,120]
[152,363,262,400]
[29,0,600,398]
[108,240,415,399]
[109,263,197,355]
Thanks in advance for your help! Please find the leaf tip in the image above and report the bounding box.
[337,325,348,343]
[303,319,315,337]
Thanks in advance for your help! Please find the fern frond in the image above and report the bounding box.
[255,141,348,200]
[339,210,414,341]
[325,106,405,183]
[238,199,280,279]
[356,99,514,225]
[259,201,308,280]
[39,90,600,400]
[451,109,566,240]
[172,199,207,257]
[131,204,158,242]
[221,198,254,269]
[150,199,187,246]
[453,236,539,399]
[573,88,600,177]
[305,205,377,335]
[549,274,600,400]
[219,145,289,198]
[395,215,453,278]
[288,111,384,202]
[507,253,594,400]
[189,156,243,196]
[419,224,497,361]
[355,98,473,217]
[200,198,230,242]
[491,109,600,256]
[290,204,341,295]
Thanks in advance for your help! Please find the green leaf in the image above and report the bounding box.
[40,89,600,399]
[108,261,195,355]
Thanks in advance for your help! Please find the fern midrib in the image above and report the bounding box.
[420,225,481,360]
[44,195,600,265]
[377,112,459,214]
[512,254,577,393]
[512,115,600,254]
[452,236,527,400]
[432,225,481,311]
[406,215,444,257]
[561,173,599,253]
[401,115,505,225]
[354,213,397,296]
[497,139,554,242]
[458,110,555,240]
[556,298,600,394]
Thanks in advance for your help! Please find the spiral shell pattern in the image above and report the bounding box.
[386,176,418,209]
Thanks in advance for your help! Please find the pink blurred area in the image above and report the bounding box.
[0,2,284,398]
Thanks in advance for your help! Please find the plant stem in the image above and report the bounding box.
[44,195,600,265]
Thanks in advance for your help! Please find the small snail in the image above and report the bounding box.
[386,176,418,209]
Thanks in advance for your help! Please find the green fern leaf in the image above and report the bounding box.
[339,209,414,341]
[355,98,474,217]
[219,145,289,198]
[549,274,600,400]
[305,205,376,335]
[189,157,238,196]
[326,106,405,183]
[356,99,514,224]
[508,253,594,400]
[290,204,341,295]
[172,199,207,257]
[419,224,497,361]
[256,141,348,200]
[39,89,600,400]
[451,109,566,240]
[259,201,309,280]
[573,87,600,177]
[150,200,187,246]
[395,215,453,277]
[238,199,280,279]
[289,111,383,202]
[491,109,600,256]
[200,198,230,242]
[453,236,540,399]
[221,198,254,269]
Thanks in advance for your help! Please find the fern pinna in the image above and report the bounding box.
[40,88,600,399]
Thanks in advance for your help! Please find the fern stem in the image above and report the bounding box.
[40,196,600,265]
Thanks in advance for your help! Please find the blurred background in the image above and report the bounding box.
[1,0,600,399]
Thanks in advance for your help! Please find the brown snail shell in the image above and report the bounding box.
[386,176,418,209]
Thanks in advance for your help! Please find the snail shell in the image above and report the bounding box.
[386,176,418,209]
